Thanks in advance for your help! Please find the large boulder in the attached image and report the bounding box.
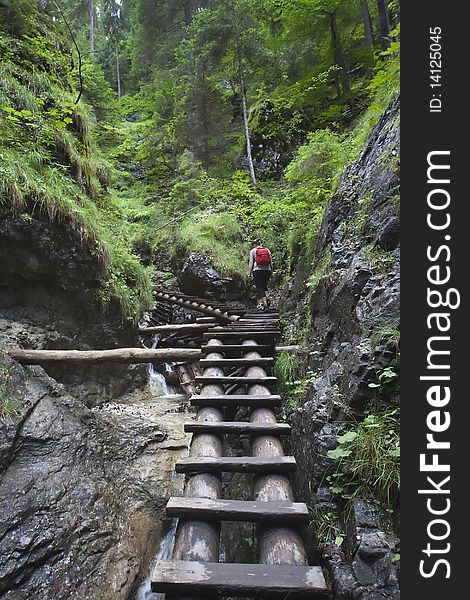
[174,252,248,302]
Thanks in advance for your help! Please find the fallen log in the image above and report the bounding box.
[8,348,202,365]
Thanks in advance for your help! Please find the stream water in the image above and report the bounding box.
[132,364,188,600]
[135,517,179,600]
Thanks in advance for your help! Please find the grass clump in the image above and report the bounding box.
[327,407,400,509]
[275,352,317,414]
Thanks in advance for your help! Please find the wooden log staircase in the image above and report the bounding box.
[148,291,330,599]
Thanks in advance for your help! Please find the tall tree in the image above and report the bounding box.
[376,0,390,48]
[89,0,95,56]
[361,0,374,49]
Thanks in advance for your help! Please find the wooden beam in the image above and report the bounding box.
[203,332,277,339]
[151,560,329,597]
[201,344,274,355]
[195,376,277,385]
[138,323,215,334]
[190,394,281,408]
[175,456,296,474]
[184,421,291,435]
[198,358,274,367]
[166,497,309,522]
[8,347,202,365]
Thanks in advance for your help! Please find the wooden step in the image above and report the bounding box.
[166,497,309,522]
[184,421,291,435]
[190,394,281,407]
[201,344,274,355]
[175,456,296,474]
[198,358,274,367]
[208,326,279,330]
[151,560,329,598]
[204,332,278,340]
[195,376,277,386]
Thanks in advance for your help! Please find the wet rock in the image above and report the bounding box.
[0,352,189,599]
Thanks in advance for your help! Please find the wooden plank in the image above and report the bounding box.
[7,347,202,365]
[175,456,296,474]
[203,332,278,339]
[151,560,328,597]
[138,323,215,334]
[210,326,280,332]
[166,497,309,522]
[198,358,274,367]
[195,376,277,385]
[201,344,274,355]
[184,421,291,435]
[190,394,281,407]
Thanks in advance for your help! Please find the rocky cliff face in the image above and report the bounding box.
[0,208,189,598]
[0,206,146,404]
[0,349,188,599]
[281,97,400,599]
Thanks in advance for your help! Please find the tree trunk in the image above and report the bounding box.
[376,0,390,49]
[115,34,121,99]
[240,77,256,185]
[201,61,211,166]
[329,12,351,99]
[8,348,203,365]
[361,0,374,49]
[89,0,95,57]
[183,0,193,25]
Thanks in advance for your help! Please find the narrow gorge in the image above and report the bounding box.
[1,1,400,598]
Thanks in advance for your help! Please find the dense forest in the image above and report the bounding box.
[0,1,400,598]
[1,0,399,318]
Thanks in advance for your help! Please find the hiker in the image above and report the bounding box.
[248,239,272,310]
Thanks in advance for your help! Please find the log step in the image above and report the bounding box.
[190,394,281,407]
[198,358,274,367]
[166,497,309,522]
[184,421,291,435]
[175,456,296,474]
[204,332,278,340]
[210,326,280,332]
[201,344,274,355]
[151,560,329,598]
[195,376,277,386]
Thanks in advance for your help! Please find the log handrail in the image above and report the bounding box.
[7,347,202,364]
[152,289,241,323]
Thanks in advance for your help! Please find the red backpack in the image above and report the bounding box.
[255,247,271,266]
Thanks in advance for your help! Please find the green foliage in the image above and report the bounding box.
[0,365,21,421]
[0,13,152,322]
[170,211,247,279]
[274,352,317,413]
[326,408,400,508]
[306,251,332,292]
[285,128,353,190]
[309,503,343,550]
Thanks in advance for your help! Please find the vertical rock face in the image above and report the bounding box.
[281,98,400,599]
[0,207,146,404]
[0,209,188,598]
[0,351,188,599]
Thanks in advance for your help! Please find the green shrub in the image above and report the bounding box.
[327,408,400,508]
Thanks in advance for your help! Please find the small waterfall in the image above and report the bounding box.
[147,334,180,397]
[135,518,179,600]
